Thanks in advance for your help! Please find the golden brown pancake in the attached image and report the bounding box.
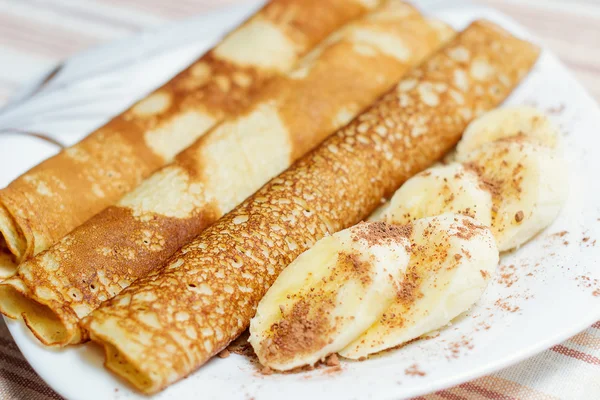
[0,1,455,346]
[0,0,376,278]
[82,20,540,394]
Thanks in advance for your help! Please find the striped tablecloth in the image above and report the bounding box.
[0,1,599,399]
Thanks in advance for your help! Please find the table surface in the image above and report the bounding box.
[0,1,599,399]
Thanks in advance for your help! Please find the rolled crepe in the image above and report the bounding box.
[0,0,374,278]
[82,20,540,394]
[0,1,454,346]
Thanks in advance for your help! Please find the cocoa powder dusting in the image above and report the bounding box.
[338,252,372,286]
[324,354,340,367]
[264,299,331,364]
[496,264,518,288]
[404,364,426,377]
[397,270,421,304]
[576,275,600,297]
[352,221,412,247]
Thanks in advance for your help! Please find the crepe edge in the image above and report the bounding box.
[0,277,81,346]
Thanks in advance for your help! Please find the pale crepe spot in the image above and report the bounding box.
[189,62,212,83]
[35,181,52,196]
[131,92,172,117]
[232,72,252,88]
[73,304,93,319]
[288,66,310,80]
[39,252,60,271]
[470,58,495,81]
[351,28,411,61]
[198,102,291,215]
[35,286,59,301]
[334,106,358,127]
[92,183,105,198]
[427,19,455,42]
[418,83,440,107]
[233,215,249,225]
[367,1,415,21]
[453,69,469,92]
[398,79,417,92]
[213,17,297,72]
[119,166,206,220]
[499,73,511,87]
[411,116,429,138]
[398,93,411,107]
[354,0,379,8]
[65,147,89,163]
[458,107,473,121]
[145,110,216,162]
[434,83,448,93]
[448,46,470,63]
[353,43,378,57]
[449,89,465,105]
[175,312,190,322]
[137,311,162,329]
[214,75,231,92]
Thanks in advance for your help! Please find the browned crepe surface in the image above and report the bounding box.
[82,20,540,394]
[0,1,454,346]
[0,0,374,277]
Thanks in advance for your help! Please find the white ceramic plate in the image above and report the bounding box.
[1,2,600,400]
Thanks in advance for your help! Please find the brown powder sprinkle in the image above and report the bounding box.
[397,270,421,304]
[453,218,485,241]
[514,211,524,223]
[576,275,600,297]
[351,221,412,247]
[480,270,490,279]
[324,354,340,367]
[496,264,518,288]
[404,364,426,377]
[446,336,474,360]
[263,299,331,364]
[551,231,568,238]
[547,104,565,115]
[338,252,373,286]
[495,298,520,313]
[464,162,503,198]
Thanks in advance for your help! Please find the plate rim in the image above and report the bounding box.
[4,2,600,400]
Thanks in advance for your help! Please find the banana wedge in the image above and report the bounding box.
[339,214,498,359]
[463,137,568,251]
[249,222,411,371]
[382,163,493,227]
[456,106,561,160]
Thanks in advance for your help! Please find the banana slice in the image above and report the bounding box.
[382,163,493,227]
[339,214,498,359]
[249,222,411,371]
[456,106,561,160]
[462,138,568,251]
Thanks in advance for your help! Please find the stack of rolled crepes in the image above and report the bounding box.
[0,1,454,346]
[0,0,375,278]
[79,20,540,393]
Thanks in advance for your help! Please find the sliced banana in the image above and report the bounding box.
[456,106,561,160]
[462,138,568,251]
[382,163,493,227]
[339,214,498,359]
[249,222,411,371]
